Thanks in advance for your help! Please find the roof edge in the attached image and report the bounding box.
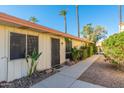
[0,12,93,43]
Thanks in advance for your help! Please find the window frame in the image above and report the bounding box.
[10,32,39,60]
[27,35,39,56]
[10,32,26,60]
[65,40,72,59]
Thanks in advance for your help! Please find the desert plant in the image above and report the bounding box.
[71,47,80,62]
[102,32,124,70]
[26,49,42,76]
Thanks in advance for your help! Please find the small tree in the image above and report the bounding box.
[26,49,42,76]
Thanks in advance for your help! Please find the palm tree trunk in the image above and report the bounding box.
[64,16,67,33]
[76,5,80,37]
[119,5,122,32]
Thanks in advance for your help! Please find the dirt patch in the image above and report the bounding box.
[78,55,124,88]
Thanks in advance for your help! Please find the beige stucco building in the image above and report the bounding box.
[0,13,92,82]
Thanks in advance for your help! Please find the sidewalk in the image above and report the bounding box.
[31,55,104,88]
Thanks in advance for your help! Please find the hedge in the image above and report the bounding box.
[102,32,124,70]
[75,44,96,61]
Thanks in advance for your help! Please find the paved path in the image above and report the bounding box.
[31,55,104,88]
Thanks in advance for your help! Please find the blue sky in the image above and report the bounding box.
[0,5,123,37]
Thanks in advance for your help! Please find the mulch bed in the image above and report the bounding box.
[0,70,58,88]
[78,55,124,88]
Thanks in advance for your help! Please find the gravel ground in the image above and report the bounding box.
[0,70,58,88]
[78,55,124,88]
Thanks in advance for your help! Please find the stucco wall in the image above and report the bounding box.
[72,39,85,48]
[0,24,66,81]
[0,24,86,82]
[0,25,7,82]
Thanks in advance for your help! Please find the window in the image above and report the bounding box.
[10,32,26,60]
[27,35,38,55]
[66,41,72,59]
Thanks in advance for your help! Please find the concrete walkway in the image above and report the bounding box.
[31,55,104,88]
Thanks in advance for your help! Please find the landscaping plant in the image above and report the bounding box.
[102,32,124,70]
[89,46,94,56]
[26,49,42,76]
[79,44,96,60]
[71,47,80,62]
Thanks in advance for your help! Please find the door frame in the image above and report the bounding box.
[51,38,60,67]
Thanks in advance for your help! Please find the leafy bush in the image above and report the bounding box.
[102,32,124,70]
[79,46,88,59]
[83,48,88,59]
[89,46,94,56]
[71,47,80,62]
[71,44,96,62]
[79,44,96,59]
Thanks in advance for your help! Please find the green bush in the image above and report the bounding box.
[102,32,124,70]
[71,44,96,62]
[71,47,80,62]
[93,44,97,54]
[79,45,92,59]
[89,46,94,56]
[83,48,88,59]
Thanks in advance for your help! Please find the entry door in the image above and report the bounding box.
[0,30,7,81]
[51,38,60,67]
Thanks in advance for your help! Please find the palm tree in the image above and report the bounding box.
[59,10,67,33]
[119,5,122,32]
[29,16,38,23]
[76,5,80,37]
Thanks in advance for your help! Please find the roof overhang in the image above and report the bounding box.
[0,12,93,43]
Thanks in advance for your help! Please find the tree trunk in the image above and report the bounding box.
[64,16,67,33]
[119,5,122,32]
[76,5,80,37]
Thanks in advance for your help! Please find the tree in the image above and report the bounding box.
[119,5,122,32]
[76,5,80,37]
[81,24,107,43]
[81,24,93,40]
[29,16,38,23]
[59,10,67,33]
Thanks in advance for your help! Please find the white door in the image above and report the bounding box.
[0,30,7,82]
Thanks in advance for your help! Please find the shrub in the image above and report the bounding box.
[83,48,88,59]
[71,47,80,62]
[71,44,96,62]
[79,46,88,59]
[79,46,84,60]
[89,46,94,56]
[102,32,124,70]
